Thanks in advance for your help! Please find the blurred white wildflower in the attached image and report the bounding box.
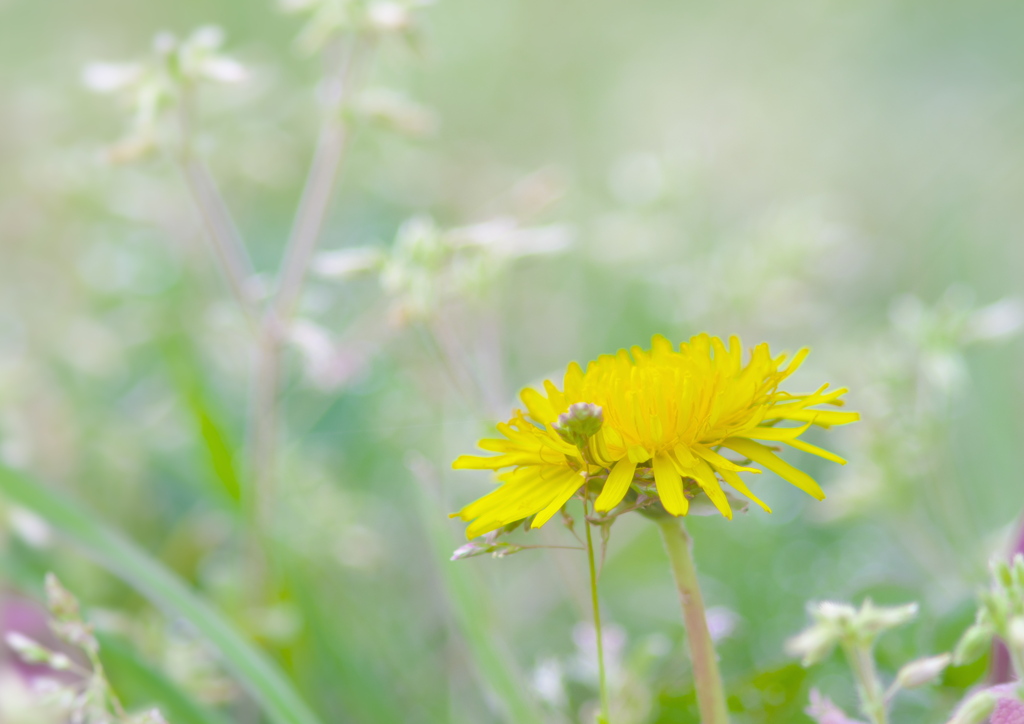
[0,670,55,724]
[378,215,572,322]
[282,0,431,53]
[531,657,567,707]
[570,621,626,685]
[82,63,145,94]
[705,606,740,642]
[312,246,386,280]
[823,287,1024,532]
[84,26,248,163]
[350,88,438,137]
[8,507,52,548]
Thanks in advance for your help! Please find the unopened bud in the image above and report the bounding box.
[953,623,995,666]
[4,632,50,664]
[553,403,603,448]
[895,653,952,689]
[948,690,996,724]
[993,559,1014,589]
[48,653,72,671]
[981,589,1010,627]
[858,600,919,636]
[450,542,487,561]
[1010,616,1024,652]
[44,573,80,620]
[450,540,524,561]
[811,601,857,627]
[785,623,839,667]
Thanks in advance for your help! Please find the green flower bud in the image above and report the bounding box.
[953,623,995,666]
[993,559,1014,590]
[1010,616,1024,652]
[948,690,996,724]
[553,403,604,448]
[981,589,1011,628]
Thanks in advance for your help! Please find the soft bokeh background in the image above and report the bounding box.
[2,0,1024,722]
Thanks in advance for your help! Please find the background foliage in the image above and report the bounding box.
[1,0,1023,722]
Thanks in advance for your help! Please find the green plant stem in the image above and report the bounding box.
[584,490,611,724]
[841,641,888,724]
[175,85,259,328]
[656,516,729,724]
[250,37,370,535]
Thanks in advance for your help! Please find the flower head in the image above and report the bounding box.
[451,334,858,539]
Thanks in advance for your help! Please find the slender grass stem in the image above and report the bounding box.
[250,37,372,533]
[584,489,611,724]
[175,86,259,327]
[656,516,729,724]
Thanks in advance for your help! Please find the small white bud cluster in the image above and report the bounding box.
[83,26,248,163]
[282,0,433,55]
[6,573,172,723]
[363,214,571,324]
[786,599,919,666]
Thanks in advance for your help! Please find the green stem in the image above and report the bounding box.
[656,516,729,724]
[584,491,611,724]
[841,641,888,724]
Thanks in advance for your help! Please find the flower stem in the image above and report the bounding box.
[584,491,611,724]
[841,641,888,724]
[656,516,729,724]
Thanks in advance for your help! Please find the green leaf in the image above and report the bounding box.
[189,394,243,504]
[0,465,324,724]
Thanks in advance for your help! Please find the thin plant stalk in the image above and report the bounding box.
[841,640,888,724]
[176,85,259,327]
[656,516,729,724]
[250,36,370,533]
[584,487,611,724]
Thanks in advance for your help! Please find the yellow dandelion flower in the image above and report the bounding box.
[451,334,859,539]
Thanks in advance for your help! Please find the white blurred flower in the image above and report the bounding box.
[366,1,412,32]
[8,507,51,548]
[531,658,566,707]
[81,62,144,93]
[312,246,386,280]
[964,297,1024,343]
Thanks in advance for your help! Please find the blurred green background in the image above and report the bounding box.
[1,0,1024,722]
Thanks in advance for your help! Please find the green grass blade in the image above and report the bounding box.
[0,465,324,724]
[408,455,547,723]
[98,633,234,724]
